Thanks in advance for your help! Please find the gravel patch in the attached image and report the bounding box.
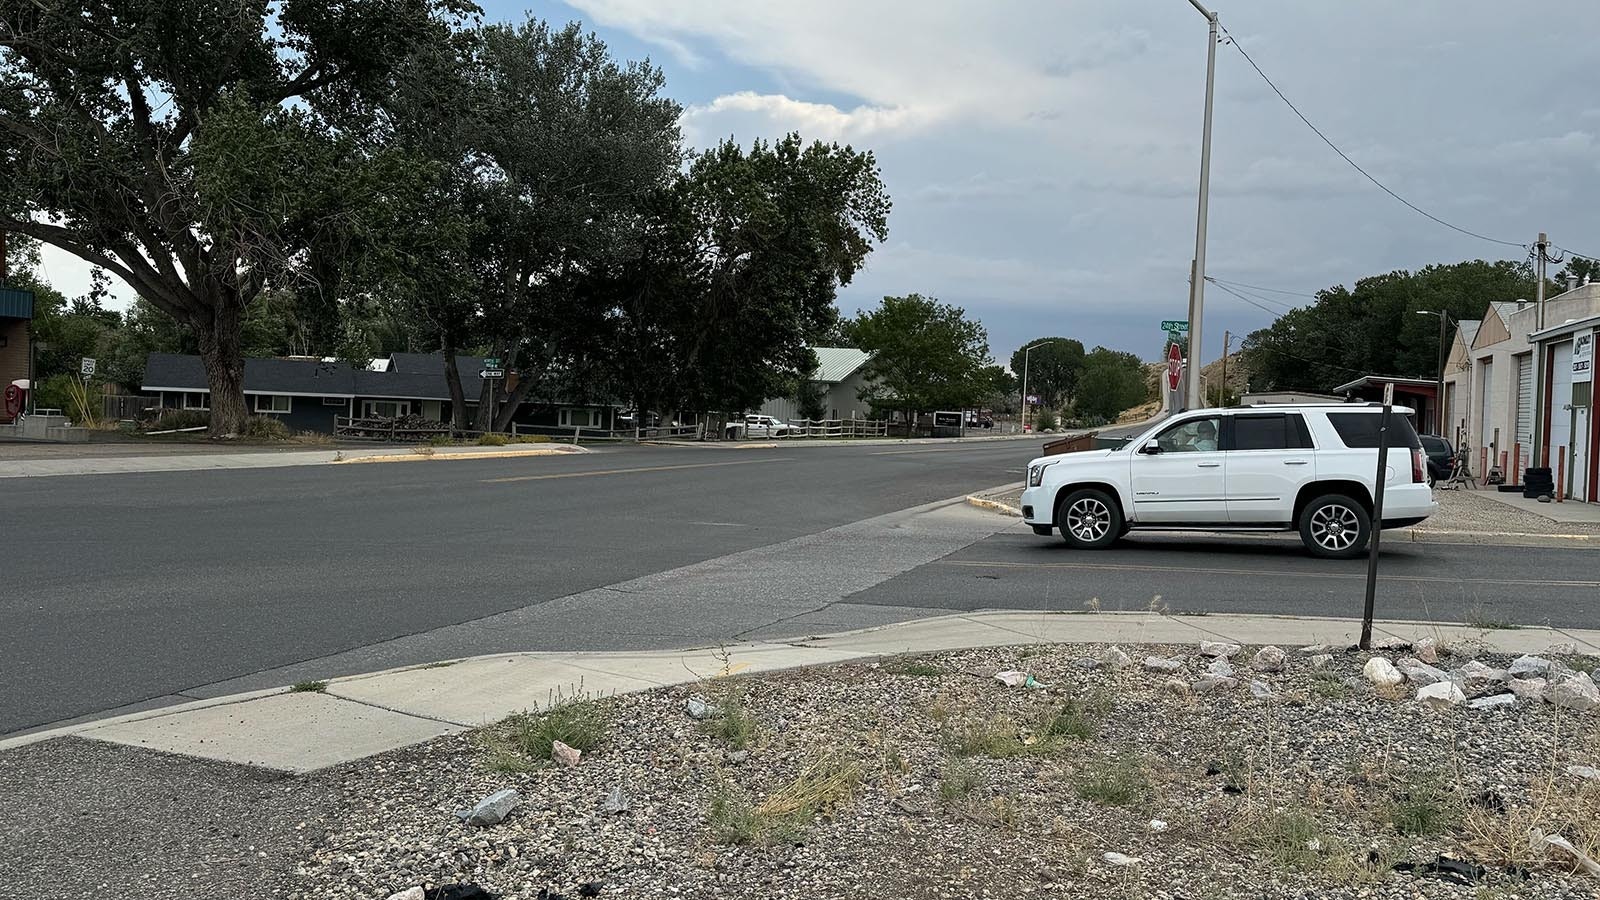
[1417,489,1600,535]
[0,737,332,899]
[286,641,1600,900]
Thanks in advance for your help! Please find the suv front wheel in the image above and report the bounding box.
[1299,494,1371,559]
[1057,488,1123,550]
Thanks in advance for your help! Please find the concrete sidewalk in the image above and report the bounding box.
[7,609,1594,773]
[1475,487,1600,524]
[0,442,586,477]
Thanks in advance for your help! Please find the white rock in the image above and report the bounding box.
[603,785,631,814]
[1074,657,1103,670]
[1148,819,1169,833]
[386,889,426,900]
[1508,677,1547,700]
[1192,675,1238,694]
[1103,852,1141,867]
[1565,765,1600,782]
[994,670,1029,687]
[1309,654,1333,670]
[1143,656,1183,673]
[1363,657,1404,686]
[1206,657,1236,677]
[1544,672,1600,712]
[1396,657,1452,686]
[1103,646,1133,669]
[1251,646,1287,672]
[1199,641,1241,658]
[551,739,582,767]
[1416,681,1466,708]
[1456,660,1509,686]
[686,696,714,720]
[456,788,521,827]
[1413,637,1439,663]
[1547,641,1579,656]
[1509,655,1554,678]
[1249,679,1274,699]
[1468,693,1517,710]
[1299,643,1332,654]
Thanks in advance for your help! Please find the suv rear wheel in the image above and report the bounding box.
[1057,488,1122,550]
[1299,494,1371,559]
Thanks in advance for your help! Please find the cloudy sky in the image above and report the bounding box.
[47,1,1599,370]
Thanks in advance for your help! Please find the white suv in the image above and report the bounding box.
[1021,405,1437,558]
[724,414,791,439]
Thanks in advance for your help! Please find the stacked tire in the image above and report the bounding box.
[1523,466,1554,499]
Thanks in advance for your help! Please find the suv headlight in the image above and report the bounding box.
[1028,461,1055,487]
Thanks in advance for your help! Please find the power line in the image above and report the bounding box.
[1206,275,1321,300]
[1205,277,1302,311]
[1217,22,1529,251]
[1206,279,1289,318]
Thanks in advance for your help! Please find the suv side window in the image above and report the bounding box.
[1229,413,1314,450]
[1153,416,1221,453]
[1327,412,1423,449]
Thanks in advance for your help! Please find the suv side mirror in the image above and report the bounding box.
[1140,439,1162,455]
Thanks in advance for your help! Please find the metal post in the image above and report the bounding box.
[1359,393,1393,650]
[1532,233,1548,472]
[1184,0,1219,411]
[1021,345,1031,434]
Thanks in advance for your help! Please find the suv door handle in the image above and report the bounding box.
[1197,461,1221,468]
[1284,459,1310,465]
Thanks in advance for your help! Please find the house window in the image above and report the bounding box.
[253,394,292,414]
[182,392,209,410]
[322,396,347,407]
[362,400,410,419]
[560,407,601,428]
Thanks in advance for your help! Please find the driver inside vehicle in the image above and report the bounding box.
[1158,417,1220,453]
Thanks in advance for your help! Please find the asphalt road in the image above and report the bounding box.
[852,528,1600,629]
[6,440,1599,737]
[1,442,1027,735]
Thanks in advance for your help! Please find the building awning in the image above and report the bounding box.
[0,286,35,319]
[1530,314,1600,343]
[1331,375,1438,394]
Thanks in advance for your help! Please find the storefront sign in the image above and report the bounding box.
[1574,331,1593,384]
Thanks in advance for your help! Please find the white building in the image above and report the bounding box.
[1445,282,1600,487]
[758,347,878,422]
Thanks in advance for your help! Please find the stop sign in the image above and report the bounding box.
[1166,343,1183,392]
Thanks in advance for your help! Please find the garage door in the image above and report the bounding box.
[1515,354,1533,456]
[1550,341,1573,459]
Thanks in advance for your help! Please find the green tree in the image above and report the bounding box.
[1075,347,1150,422]
[601,135,891,417]
[979,364,1018,413]
[1241,259,1542,392]
[1558,256,1599,287]
[0,0,472,435]
[1009,338,1084,409]
[848,294,991,423]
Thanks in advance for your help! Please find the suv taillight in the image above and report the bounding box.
[1411,447,1424,483]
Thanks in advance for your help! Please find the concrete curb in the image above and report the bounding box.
[336,445,588,465]
[964,495,1022,517]
[10,609,1596,773]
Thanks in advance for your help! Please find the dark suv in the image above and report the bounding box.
[1419,434,1454,485]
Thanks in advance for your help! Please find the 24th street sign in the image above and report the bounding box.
[1161,320,1189,334]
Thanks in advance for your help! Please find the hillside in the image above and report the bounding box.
[1114,350,1250,422]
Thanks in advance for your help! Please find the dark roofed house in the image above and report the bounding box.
[141,352,621,434]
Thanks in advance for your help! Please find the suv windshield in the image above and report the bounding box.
[1326,412,1423,449]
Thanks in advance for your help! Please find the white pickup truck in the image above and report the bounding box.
[1020,404,1437,558]
[724,414,792,439]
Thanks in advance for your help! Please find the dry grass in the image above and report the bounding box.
[1074,753,1150,807]
[710,753,863,845]
[701,685,757,750]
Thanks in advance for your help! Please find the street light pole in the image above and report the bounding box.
[1020,338,1068,433]
[1183,0,1219,411]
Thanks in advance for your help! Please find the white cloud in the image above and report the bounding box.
[681,92,928,146]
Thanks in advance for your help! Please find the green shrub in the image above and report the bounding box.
[34,374,100,422]
[507,698,610,760]
[478,432,510,446]
[512,434,551,443]
[1074,753,1150,806]
[427,434,456,446]
[144,408,211,432]
[1034,409,1059,431]
[242,415,290,440]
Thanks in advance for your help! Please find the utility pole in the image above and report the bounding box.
[1532,232,1549,472]
[1218,330,1231,407]
[1183,0,1219,411]
[1434,310,1447,434]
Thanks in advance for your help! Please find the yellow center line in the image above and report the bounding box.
[482,457,794,484]
[935,558,1600,589]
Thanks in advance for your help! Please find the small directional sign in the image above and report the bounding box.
[479,369,505,380]
[1161,319,1189,334]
